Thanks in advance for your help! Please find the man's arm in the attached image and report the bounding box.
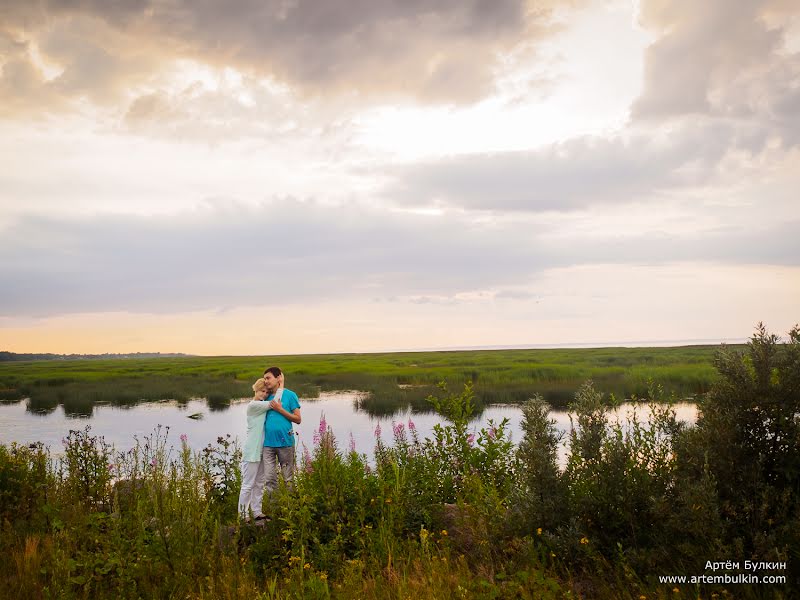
[270,402,301,424]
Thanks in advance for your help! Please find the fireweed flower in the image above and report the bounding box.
[488,426,497,440]
[393,422,405,438]
[319,414,327,436]
[150,458,157,467]
[349,433,356,453]
[408,418,416,431]
[467,433,475,447]
[180,434,188,443]
[374,422,382,438]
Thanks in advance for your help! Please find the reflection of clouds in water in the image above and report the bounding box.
[0,393,698,469]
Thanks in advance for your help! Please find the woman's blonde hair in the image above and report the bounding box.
[252,377,267,393]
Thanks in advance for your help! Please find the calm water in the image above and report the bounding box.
[0,392,698,465]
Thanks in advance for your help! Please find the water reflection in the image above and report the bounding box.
[63,396,95,418]
[27,395,60,415]
[207,396,232,412]
[0,392,698,471]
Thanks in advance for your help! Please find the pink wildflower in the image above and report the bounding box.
[374,422,382,438]
[313,431,321,446]
[488,426,497,440]
[467,433,475,447]
[319,414,327,436]
[393,421,405,438]
[408,419,416,431]
[150,458,157,467]
[349,433,356,453]
[180,434,188,443]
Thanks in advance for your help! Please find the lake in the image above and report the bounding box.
[0,391,698,465]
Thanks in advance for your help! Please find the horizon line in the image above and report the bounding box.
[3,336,751,358]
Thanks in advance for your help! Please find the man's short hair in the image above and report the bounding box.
[264,366,282,378]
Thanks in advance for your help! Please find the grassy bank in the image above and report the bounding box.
[1,326,797,598]
[0,345,728,414]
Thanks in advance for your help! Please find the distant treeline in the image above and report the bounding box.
[0,351,190,362]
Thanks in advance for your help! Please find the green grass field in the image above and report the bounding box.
[0,345,736,412]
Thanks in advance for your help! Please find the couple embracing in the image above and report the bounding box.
[238,366,301,520]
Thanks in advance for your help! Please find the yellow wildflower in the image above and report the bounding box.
[385,498,392,504]
[673,588,680,594]
[289,556,301,565]
[304,563,311,570]
[320,572,328,581]
[536,528,542,535]
[580,537,589,545]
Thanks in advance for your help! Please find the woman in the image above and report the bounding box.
[238,374,283,520]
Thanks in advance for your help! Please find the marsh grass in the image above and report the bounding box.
[0,346,729,417]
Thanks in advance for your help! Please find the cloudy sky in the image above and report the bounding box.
[1,0,798,355]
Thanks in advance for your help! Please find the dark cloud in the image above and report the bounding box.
[0,0,581,113]
[141,0,529,101]
[633,0,800,136]
[1,199,797,318]
[0,17,160,116]
[0,30,63,117]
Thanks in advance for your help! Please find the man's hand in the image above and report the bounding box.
[269,400,301,424]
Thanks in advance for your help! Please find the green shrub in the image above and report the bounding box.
[512,395,567,535]
[687,324,800,582]
[0,442,50,531]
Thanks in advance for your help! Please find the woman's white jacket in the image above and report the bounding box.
[242,388,283,463]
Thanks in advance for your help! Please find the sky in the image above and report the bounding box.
[1,0,799,355]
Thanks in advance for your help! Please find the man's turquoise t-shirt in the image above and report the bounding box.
[264,389,300,448]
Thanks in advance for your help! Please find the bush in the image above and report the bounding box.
[687,323,800,581]
[563,382,682,569]
[512,395,567,535]
[0,442,50,531]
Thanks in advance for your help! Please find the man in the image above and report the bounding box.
[261,366,301,498]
